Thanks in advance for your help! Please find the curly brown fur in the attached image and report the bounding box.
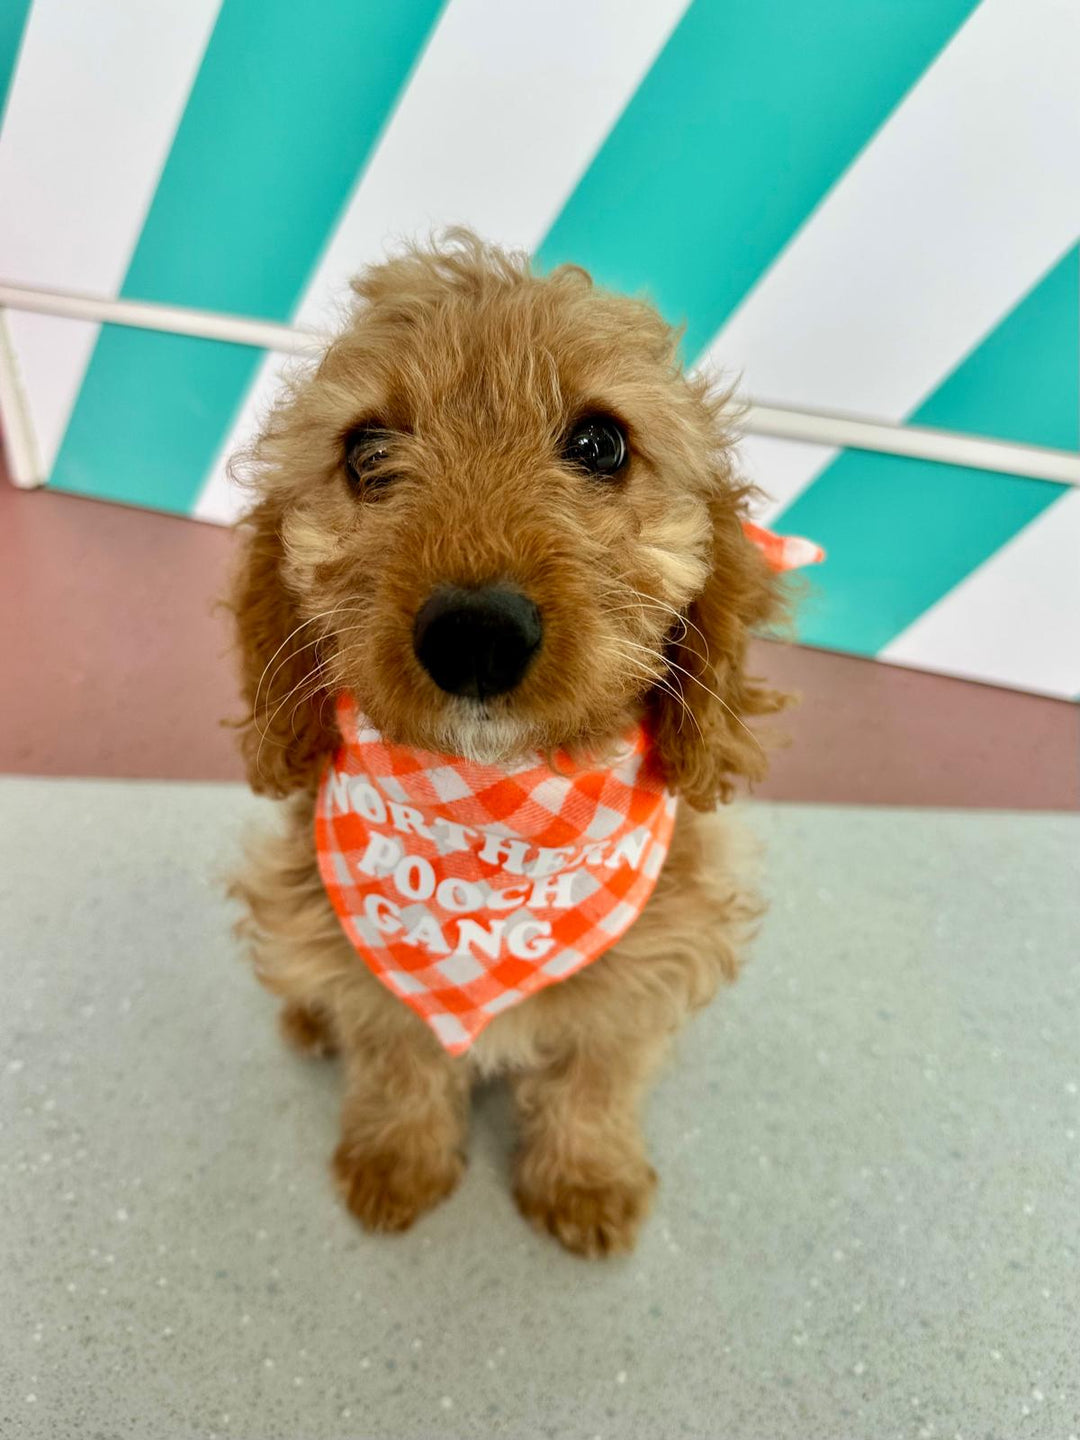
[227,231,789,1256]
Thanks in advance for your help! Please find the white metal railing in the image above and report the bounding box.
[2,278,1078,491]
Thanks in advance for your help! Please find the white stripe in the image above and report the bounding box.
[0,0,222,473]
[194,0,692,523]
[882,491,1080,699]
[192,349,302,522]
[736,434,838,522]
[700,0,1080,513]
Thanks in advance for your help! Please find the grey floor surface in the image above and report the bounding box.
[1,778,1077,1440]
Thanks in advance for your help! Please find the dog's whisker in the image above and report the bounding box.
[253,602,365,721]
[598,581,707,656]
[606,634,684,709]
[315,686,339,738]
[602,601,689,645]
[260,618,369,715]
[259,648,341,741]
[615,636,765,757]
[289,673,338,743]
[607,642,703,742]
[610,580,711,654]
[285,628,380,740]
[255,659,332,776]
[257,606,368,718]
[614,586,711,658]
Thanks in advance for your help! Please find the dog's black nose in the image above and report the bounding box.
[413,585,542,699]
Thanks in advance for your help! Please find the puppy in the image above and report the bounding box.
[227,232,788,1257]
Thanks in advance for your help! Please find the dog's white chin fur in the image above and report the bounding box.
[434,706,537,766]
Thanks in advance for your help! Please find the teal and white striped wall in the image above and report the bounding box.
[2,0,1078,698]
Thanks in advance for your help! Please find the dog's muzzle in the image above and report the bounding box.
[413,585,542,700]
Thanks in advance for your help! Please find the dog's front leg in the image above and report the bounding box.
[332,1013,468,1234]
[511,1034,663,1258]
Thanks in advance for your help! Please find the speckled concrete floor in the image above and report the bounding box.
[1,779,1077,1440]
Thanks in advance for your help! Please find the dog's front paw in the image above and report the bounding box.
[514,1163,657,1258]
[332,1140,463,1233]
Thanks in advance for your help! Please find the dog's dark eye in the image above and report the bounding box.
[344,426,396,495]
[561,415,628,478]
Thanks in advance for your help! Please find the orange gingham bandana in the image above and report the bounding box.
[742,519,824,572]
[315,696,677,1054]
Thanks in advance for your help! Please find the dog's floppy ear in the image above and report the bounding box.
[227,497,338,796]
[650,488,790,810]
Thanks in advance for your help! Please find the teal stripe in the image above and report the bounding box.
[0,0,31,128]
[775,247,1079,656]
[778,456,1061,657]
[50,0,444,514]
[537,0,980,359]
[915,245,1079,452]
